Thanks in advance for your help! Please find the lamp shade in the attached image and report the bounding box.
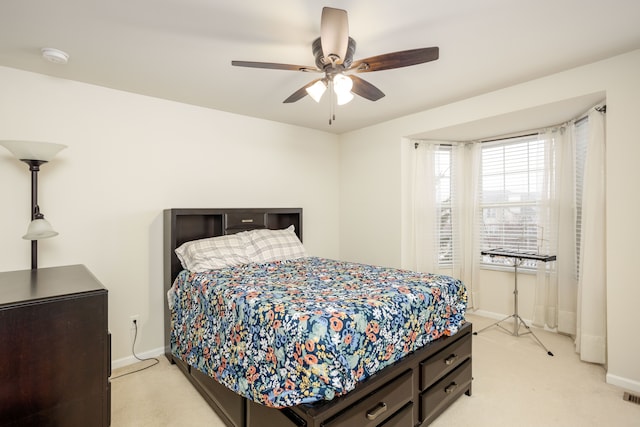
[306,80,327,103]
[0,140,67,161]
[336,91,354,106]
[333,74,353,94]
[22,218,59,240]
[333,74,354,105]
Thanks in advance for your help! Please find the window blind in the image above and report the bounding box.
[435,146,453,265]
[478,134,548,268]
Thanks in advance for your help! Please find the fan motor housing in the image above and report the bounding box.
[313,37,356,71]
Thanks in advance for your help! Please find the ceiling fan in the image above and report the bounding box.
[231,7,439,122]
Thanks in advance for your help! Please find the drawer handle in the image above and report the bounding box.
[241,219,254,223]
[444,354,458,365]
[366,402,388,420]
[445,382,458,394]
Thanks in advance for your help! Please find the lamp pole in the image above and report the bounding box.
[22,160,47,269]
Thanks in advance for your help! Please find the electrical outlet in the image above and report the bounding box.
[129,314,140,330]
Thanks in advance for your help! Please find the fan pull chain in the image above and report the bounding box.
[329,81,336,126]
[329,80,336,125]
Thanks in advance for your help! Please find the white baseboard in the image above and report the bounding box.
[111,346,165,370]
[606,373,640,394]
[469,309,533,324]
[469,309,510,321]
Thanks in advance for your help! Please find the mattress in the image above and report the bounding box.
[167,256,467,408]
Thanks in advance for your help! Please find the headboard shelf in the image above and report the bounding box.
[163,208,302,358]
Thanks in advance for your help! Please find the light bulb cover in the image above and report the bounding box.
[306,80,327,103]
[333,74,353,94]
[336,91,354,106]
[23,218,58,240]
[0,140,67,161]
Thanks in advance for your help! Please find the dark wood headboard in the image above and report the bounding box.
[163,208,302,358]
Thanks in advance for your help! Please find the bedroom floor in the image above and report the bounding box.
[110,313,640,426]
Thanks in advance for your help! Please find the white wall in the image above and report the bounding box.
[339,50,640,392]
[0,66,341,365]
[2,49,639,391]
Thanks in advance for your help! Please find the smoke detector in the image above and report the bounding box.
[41,48,69,64]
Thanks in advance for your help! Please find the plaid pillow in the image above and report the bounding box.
[246,225,307,263]
[175,233,251,272]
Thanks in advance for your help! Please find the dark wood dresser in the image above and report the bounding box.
[0,264,110,426]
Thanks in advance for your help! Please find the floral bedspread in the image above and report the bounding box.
[168,257,467,408]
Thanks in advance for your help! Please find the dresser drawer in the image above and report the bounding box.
[420,359,472,425]
[419,331,471,390]
[323,370,413,427]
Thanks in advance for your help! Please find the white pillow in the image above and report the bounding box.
[245,225,307,263]
[175,232,251,272]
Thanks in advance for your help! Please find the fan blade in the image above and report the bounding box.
[232,60,319,72]
[283,79,323,103]
[350,75,385,101]
[320,7,349,64]
[350,47,439,72]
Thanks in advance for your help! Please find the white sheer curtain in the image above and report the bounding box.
[450,143,466,278]
[554,127,580,336]
[452,143,481,309]
[411,141,479,308]
[533,130,559,329]
[533,128,578,333]
[411,142,438,272]
[575,108,607,364]
[532,107,607,363]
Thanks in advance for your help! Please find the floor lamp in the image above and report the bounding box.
[0,140,67,269]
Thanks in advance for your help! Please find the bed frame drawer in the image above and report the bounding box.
[419,332,471,391]
[224,212,267,233]
[419,359,472,425]
[323,370,413,427]
[378,402,413,427]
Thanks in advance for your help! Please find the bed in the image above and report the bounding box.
[164,208,472,427]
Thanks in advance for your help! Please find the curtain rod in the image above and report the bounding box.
[480,132,538,144]
[414,141,455,149]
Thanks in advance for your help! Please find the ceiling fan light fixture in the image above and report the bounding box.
[336,91,354,106]
[333,74,353,93]
[333,74,353,105]
[230,7,439,122]
[306,80,327,103]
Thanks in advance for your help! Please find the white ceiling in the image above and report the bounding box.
[1,0,639,135]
